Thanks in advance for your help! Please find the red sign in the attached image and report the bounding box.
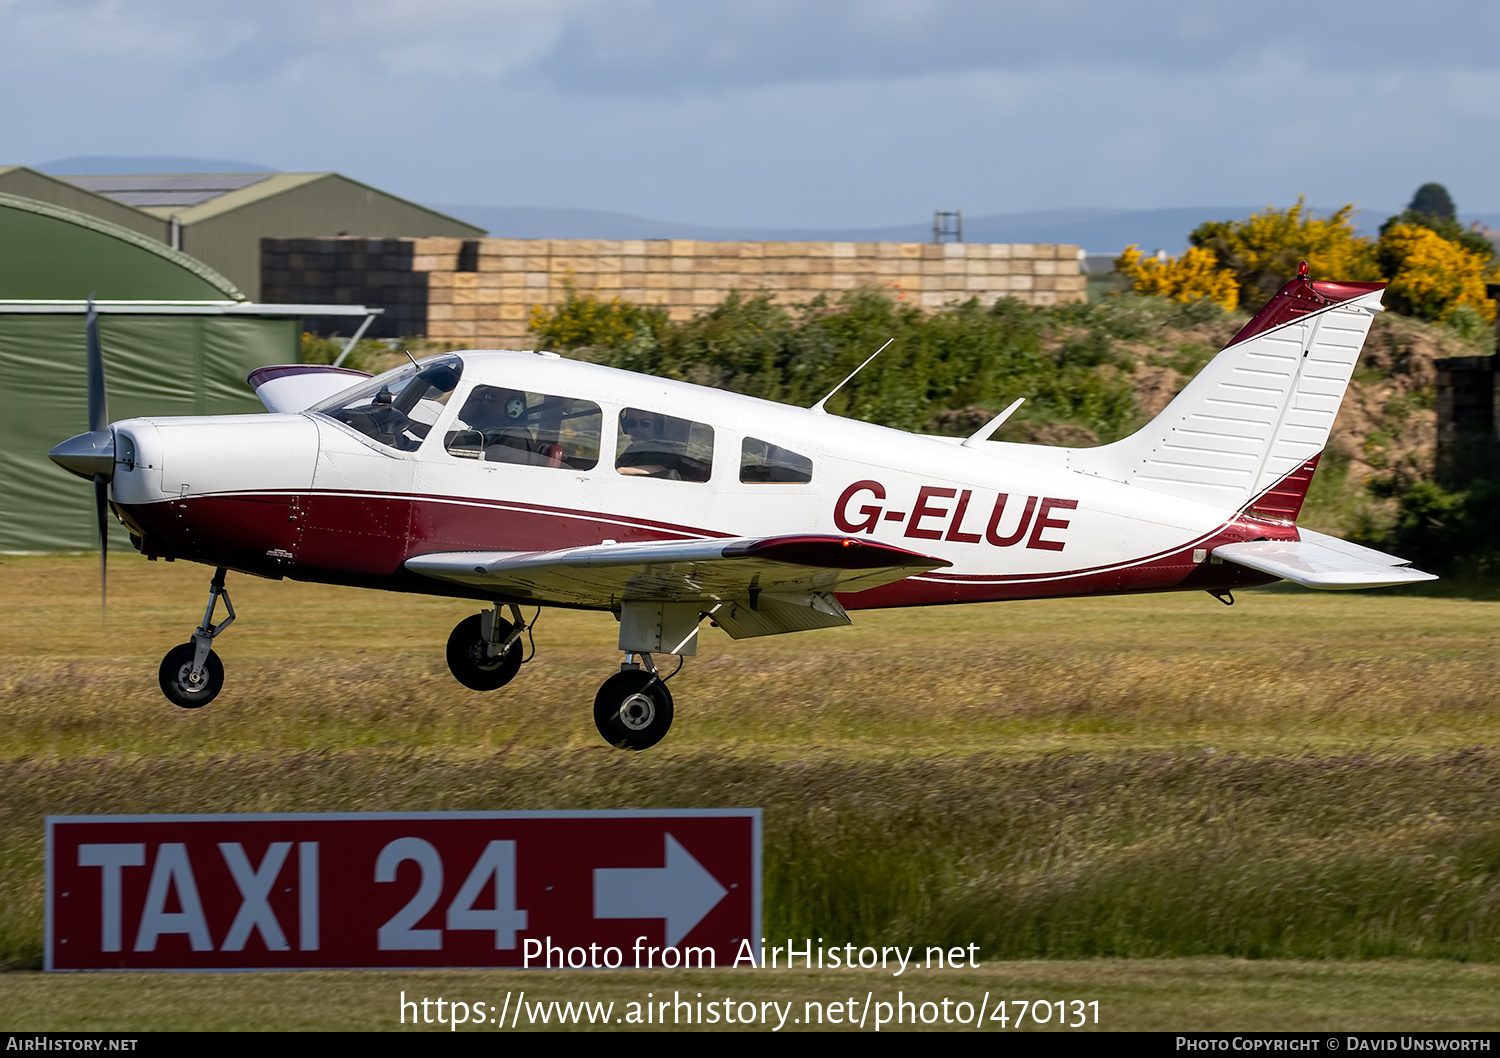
[47,810,760,971]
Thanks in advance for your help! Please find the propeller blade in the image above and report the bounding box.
[86,298,109,618]
[94,472,108,619]
[86,296,107,434]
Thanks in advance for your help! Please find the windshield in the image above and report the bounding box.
[309,355,463,452]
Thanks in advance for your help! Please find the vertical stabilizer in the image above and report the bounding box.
[1066,272,1385,513]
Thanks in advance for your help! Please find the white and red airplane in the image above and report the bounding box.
[50,266,1435,750]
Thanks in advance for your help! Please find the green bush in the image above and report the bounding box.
[531,287,1144,441]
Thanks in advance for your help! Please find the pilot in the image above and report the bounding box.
[616,410,674,477]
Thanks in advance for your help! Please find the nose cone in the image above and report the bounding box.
[49,429,115,480]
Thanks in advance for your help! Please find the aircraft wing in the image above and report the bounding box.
[405,534,949,610]
[1212,528,1437,589]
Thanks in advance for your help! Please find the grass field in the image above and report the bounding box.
[2,554,1499,1031]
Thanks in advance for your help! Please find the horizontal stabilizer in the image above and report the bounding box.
[406,534,949,608]
[1212,529,1436,589]
[248,365,372,413]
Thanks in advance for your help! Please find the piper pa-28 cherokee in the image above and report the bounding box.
[50,265,1435,750]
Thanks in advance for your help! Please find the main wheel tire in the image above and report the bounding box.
[158,642,224,709]
[446,613,524,691]
[593,669,674,751]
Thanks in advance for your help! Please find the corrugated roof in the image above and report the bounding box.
[63,173,272,208]
[53,171,481,233]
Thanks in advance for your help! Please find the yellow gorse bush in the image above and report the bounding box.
[529,284,648,349]
[1120,198,1496,324]
[1377,223,1496,324]
[1187,198,1382,307]
[1116,245,1239,310]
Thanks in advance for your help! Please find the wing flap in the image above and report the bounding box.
[1212,529,1437,589]
[405,534,949,607]
[707,592,851,639]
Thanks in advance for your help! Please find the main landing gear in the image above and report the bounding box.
[158,567,235,709]
[445,605,531,690]
[594,655,675,751]
[441,603,681,751]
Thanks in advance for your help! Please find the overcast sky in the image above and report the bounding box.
[5,0,1500,227]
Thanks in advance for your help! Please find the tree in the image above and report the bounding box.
[1378,181,1493,264]
[1189,198,1380,307]
[1408,182,1456,222]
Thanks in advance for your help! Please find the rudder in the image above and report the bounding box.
[1066,268,1385,514]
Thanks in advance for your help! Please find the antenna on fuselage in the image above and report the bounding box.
[959,397,1026,448]
[810,338,894,415]
[403,348,420,368]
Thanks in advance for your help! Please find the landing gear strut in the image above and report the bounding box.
[159,567,234,709]
[594,654,675,751]
[446,605,528,690]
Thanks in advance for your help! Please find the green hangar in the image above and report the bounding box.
[0,192,370,551]
[0,166,484,300]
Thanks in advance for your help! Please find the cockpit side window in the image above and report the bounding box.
[312,356,462,453]
[445,385,602,470]
[740,437,813,483]
[616,408,714,482]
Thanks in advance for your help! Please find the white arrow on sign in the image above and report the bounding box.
[593,833,728,947]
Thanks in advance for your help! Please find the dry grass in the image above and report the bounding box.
[2,555,1499,1027]
[3,555,1499,758]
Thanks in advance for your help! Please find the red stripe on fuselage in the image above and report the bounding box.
[119,490,1285,606]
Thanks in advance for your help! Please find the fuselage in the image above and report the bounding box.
[108,350,1283,608]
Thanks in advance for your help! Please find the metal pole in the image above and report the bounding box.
[331,311,378,368]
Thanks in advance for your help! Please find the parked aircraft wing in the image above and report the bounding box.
[248,365,372,413]
[405,534,950,607]
[1212,528,1436,589]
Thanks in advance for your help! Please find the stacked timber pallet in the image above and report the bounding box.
[263,236,1086,344]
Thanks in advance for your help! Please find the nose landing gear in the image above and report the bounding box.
[159,567,234,709]
[445,605,530,690]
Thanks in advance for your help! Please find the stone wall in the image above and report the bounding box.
[264,236,1086,344]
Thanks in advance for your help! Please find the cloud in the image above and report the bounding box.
[4,0,1499,223]
[12,1,1500,88]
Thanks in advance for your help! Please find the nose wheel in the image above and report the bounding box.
[159,568,235,709]
[159,642,224,708]
[445,606,528,690]
[594,659,674,750]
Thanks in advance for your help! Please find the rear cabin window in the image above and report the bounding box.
[740,437,813,483]
[445,385,601,470]
[615,408,714,482]
[314,356,462,453]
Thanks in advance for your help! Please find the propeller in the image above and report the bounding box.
[47,298,114,618]
[87,298,108,618]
